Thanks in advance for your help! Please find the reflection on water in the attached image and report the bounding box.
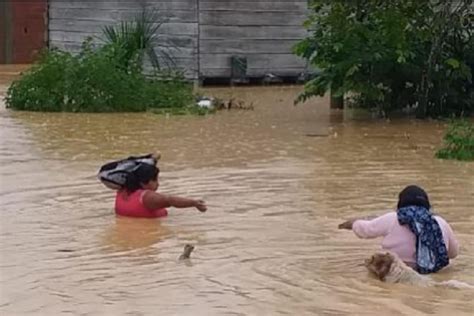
[0,85,473,315]
[102,217,172,253]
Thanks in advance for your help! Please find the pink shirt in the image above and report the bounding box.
[115,189,168,218]
[353,212,459,265]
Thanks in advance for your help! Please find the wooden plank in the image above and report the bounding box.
[148,22,199,36]
[49,19,115,33]
[200,39,300,54]
[246,67,308,77]
[199,11,306,26]
[116,9,197,23]
[50,31,197,49]
[50,8,118,22]
[200,67,307,78]
[49,40,83,52]
[200,53,306,70]
[49,39,195,58]
[49,20,198,36]
[49,0,197,11]
[200,26,307,40]
[146,1,197,11]
[49,0,118,10]
[200,68,231,77]
[49,31,101,43]
[156,36,197,49]
[157,57,197,70]
[200,1,308,12]
[154,47,196,59]
[49,40,197,79]
[49,8,197,23]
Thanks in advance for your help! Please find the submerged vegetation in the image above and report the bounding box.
[6,11,194,113]
[295,0,473,118]
[436,120,474,161]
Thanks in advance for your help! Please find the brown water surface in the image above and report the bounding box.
[0,85,473,315]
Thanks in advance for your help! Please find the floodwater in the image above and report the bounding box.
[0,84,473,316]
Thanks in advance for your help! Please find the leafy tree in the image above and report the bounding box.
[295,0,473,118]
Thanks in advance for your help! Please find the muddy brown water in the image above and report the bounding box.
[0,85,473,315]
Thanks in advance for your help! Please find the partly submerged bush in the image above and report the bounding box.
[5,10,193,113]
[436,120,474,161]
[5,42,193,112]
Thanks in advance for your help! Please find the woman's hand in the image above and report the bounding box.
[338,215,378,230]
[195,200,207,212]
[338,219,356,230]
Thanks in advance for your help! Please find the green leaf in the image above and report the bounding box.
[345,64,359,77]
[333,43,343,52]
[446,58,460,69]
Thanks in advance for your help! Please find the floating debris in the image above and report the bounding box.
[179,244,195,260]
[195,96,254,111]
[262,73,283,85]
[305,133,329,137]
[57,249,75,253]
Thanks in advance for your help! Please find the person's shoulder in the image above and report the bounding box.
[116,189,126,197]
[380,211,397,220]
[141,190,163,201]
[357,211,396,224]
[433,214,450,226]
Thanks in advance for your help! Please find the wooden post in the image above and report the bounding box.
[196,0,200,85]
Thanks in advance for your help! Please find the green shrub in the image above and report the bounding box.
[436,120,474,161]
[5,42,193,112]
[144,77,194,109]
[5,49,73,112]
[5,10,194,113]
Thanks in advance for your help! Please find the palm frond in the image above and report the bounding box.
[100,9,174,71]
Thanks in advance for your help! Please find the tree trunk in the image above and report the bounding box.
[330,89,344,109]
[417,1,453,118]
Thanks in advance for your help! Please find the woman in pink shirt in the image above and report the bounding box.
[339,185,459,274]
[115,162,207,218]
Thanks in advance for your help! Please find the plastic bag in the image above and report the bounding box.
[98,153,159,190]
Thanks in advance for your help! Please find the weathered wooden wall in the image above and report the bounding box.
[49,0,198,78]
[198,0,308,78]
[48,0,309,80]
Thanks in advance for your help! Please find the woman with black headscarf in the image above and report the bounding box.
[339,185,459,274]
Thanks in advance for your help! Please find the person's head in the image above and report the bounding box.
[365,252,396,281]
[397,185,431,210]
[124,163,159,193]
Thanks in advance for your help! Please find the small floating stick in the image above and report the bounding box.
[179,244,195,260]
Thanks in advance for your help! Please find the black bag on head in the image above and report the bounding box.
[98,154,157,190]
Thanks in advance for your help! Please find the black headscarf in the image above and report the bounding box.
[397,185,431,210]
[396,185,449,274]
